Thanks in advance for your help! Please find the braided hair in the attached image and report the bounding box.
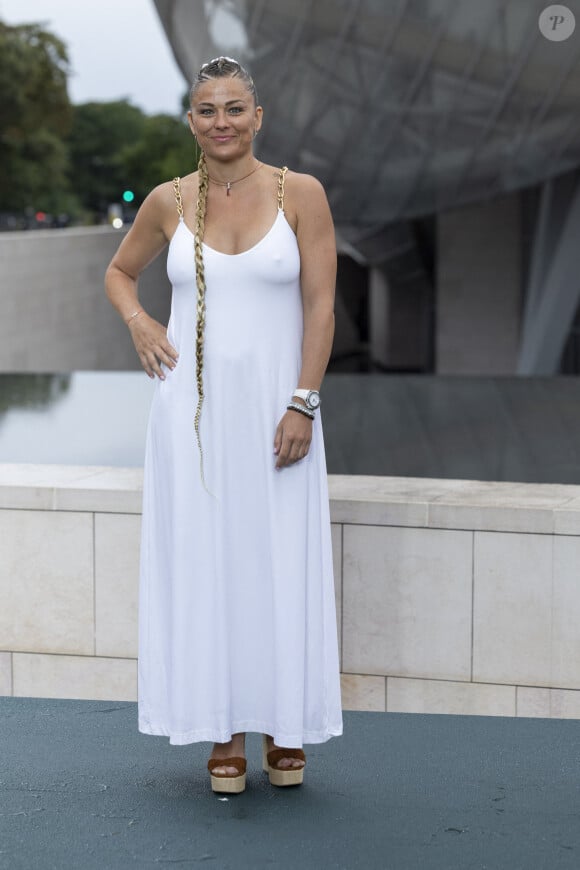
[190,57,258,492]
[190,55,258,105]
[192,151,209,490]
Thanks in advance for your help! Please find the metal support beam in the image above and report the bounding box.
[517,172,580,374]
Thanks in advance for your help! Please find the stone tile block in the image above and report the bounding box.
[95,513,141,658]
[428,503,554,534]
[12,653,137,701]
[331,523,342,667]
[340,673,385,711]
[0,510,94,654]
[516,687,551,718]
[329,475,429,527]
[550,536,580,689]
[553,496,580,535]
[0,652,11,695]
[0,464,143,513]
[517,686,580,719]
[428,480,577,533]
[327,475,580,532]
[0,463,100,510]
[54,467,144,514]
[387,677,516,716]
[331,497,428,528]
[342,525,472,680]
[473,532,555,686]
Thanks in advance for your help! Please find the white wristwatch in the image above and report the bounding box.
[292,388,321,410]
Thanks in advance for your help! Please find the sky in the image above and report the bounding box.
[0,0,187,115]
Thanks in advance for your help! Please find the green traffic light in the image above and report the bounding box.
[122,190,135,203]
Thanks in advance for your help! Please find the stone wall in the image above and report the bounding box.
[0,227,171,371]
[2,465,580,719]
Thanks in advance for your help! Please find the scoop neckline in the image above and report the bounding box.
[175,209,287,257]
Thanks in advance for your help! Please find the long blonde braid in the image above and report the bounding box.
[193,151,211,493]
[189,57,257,494]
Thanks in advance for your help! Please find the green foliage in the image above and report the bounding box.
[120,112,199,200]
[66,100,147,213]
[0,18,197,222]
[0,21,74,212]
[66,102,198,216]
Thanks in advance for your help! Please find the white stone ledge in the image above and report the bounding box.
[0,464,143,514]
[3,466,580,533]
[330,475,580,533]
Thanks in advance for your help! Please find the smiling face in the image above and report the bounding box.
[188,76,263,162]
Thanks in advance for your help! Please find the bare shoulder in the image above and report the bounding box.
[269,166,331,235]
[131,180,174,229]
[108,174,201,276]
[261,164,327,201]
[280,169,333,241]
[283,169,328,203]
[140,177,187,216]
[134,173,199,240]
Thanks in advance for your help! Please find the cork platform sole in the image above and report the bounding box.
[207,756,247,793]
[262,734,306,786]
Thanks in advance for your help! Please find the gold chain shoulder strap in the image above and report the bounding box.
[277,166,288,210]
[172,176,184,218]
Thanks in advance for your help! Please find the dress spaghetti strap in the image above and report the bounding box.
[278,166,288,211]
[172,177,184,219]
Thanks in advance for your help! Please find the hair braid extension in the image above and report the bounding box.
[188,57,257,495]
[193,151,213,495]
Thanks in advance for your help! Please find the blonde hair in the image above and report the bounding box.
[193,151,210,493]
[190,56,258,104]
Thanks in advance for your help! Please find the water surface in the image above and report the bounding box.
[0,372,154,466]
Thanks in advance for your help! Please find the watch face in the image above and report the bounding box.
[307,391,320,409]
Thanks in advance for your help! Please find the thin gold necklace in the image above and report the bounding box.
[207,161,263,196]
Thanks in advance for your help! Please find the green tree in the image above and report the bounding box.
[66,100,147,216]
[120,111,199,200]
[67,100,198,217]
[0,20,74,212]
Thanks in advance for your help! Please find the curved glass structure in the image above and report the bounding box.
[153,0,580,247]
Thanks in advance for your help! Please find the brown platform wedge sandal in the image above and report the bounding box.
[207,756,247,794]
[262,734,306,787]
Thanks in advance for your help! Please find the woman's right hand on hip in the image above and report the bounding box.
[128,313,179,380]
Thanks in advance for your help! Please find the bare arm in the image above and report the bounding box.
[104,183,179,379]
[274,174,336,469]
[295,174,336,391]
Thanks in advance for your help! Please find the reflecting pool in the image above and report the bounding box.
[0,373,154,466]
[2,373,580,484]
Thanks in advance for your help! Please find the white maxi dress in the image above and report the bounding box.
[138,170,343,747]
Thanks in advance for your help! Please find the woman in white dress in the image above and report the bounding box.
[105,56,343,794]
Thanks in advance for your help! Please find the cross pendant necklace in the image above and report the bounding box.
[207,161,263,195]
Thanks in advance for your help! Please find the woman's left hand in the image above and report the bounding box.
[274,410,313,469]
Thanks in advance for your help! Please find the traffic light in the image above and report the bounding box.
[122,190,135,203]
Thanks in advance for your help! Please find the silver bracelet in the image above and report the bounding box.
[287,402,315,420]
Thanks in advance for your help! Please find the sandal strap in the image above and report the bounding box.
[267,748,306,769]
[207,756,247,776]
